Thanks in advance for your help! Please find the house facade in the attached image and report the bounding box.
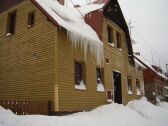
[0,0,144,114]
[135,56,168,104]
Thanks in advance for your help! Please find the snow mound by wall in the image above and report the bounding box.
[126,97,168,119]
[1,98,168,126]
[36,0,104,66]
[159,102,168,110]
[0,106,14,116]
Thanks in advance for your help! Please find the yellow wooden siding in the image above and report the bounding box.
[0,0,56,110]
[0,0,144,113]
[56,19,144,111]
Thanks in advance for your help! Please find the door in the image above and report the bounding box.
[113,71,122,104]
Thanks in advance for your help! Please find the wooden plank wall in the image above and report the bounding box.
[0,0,56,110]
[0,0,144,113]
[56,18,144,112]
[0,99,51,115]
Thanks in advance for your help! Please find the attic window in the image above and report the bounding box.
[107,26,114,45]
[116,32,122,49]
[27,11,35,27]
[6,11,16,36]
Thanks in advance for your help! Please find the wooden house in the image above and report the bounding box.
[0,0,144,114]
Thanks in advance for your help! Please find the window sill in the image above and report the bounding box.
[136,90,141,95]
[75,81,86,90]
[107,99,113,102]
[97,83,105,92]
[6,33,12,37]
[128,90,133,95]
[27,25,34,28]
[75,85,86,90]
[107,43,122,52]
[116,48,122,52]
[108,43,115,47]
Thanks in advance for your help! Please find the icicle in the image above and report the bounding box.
[36,0,104,66]
[67,30,104,67]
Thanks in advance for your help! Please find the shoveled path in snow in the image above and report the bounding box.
[0,98,168,126]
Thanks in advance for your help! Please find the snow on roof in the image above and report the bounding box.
[36,0,105,66]
[134,58,147,69]
[64,0,108,7]
[64,0,93,7]
[135,55,168,80]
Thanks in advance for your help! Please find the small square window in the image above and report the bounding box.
[127,76,132,94]
[6,11,16,35]
[27,11,35,27]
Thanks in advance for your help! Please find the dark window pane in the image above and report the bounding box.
[28,11,35,27]
[96,68,104,84]
[6,12,16,34]
[116,32,121,48]
[75,62,83,85]
[107,26,112,43]
[107,90,112,99]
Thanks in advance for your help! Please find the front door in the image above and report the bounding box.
[113,71,122,104]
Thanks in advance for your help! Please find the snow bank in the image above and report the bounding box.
[1,98,168,126]
[159,102,168,110]
[36,0,104,66]
[126,97,168,119]
[0,106,13,116]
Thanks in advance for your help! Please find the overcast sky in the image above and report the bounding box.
[118,0,168,72]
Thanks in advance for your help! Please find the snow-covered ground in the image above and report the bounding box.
[0,97,168,126]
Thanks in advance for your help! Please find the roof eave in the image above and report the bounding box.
[30,0,59,27]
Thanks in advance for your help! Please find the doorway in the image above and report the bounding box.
[113,71,122,104]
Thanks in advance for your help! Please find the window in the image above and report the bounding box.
[136,79,141,95]
[96,68,104,84]
[6,11,16,35]
[107,26,113,44]
[106,90,112,102]
[96,68,105,92]
[127,76,132,94]
[116,32,122,49]
[74,61,86,90]
[27,11,35,27]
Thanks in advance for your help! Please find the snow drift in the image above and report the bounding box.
[36,0,104,66]
[1,98,168,126]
